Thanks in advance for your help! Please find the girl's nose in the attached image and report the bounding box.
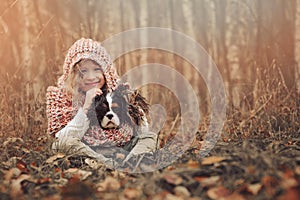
[86,71,96,79]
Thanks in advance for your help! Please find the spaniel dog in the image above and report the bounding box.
[87,84,150,133]
[84,84,156,165]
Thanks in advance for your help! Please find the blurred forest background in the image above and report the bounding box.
[0,0,299,140]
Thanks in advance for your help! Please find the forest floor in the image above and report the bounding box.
[0,134,299,200]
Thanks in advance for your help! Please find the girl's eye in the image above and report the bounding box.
[79,69,87,74]
[95,68,102,73]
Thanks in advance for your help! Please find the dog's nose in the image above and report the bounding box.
[106,114,113,120]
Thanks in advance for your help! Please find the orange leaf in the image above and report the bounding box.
[64,168,92,181]
[16,160,29,173]
[246,183,262,195]
[46,153,65,164]
[277,188,300,200]
[261,175,277,187]
[222,193,246,200]
[187,159,199,168]
[37,177,52,184]
[194,176,220,187]
[281,178,298,189]
[163,173,183,185]
[123,188,141,199]
[207,186,230,200]
[261,176,277,196]
[174,186,191,198]
[201,156,226,165]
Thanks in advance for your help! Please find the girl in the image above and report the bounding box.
[46,38,157,166]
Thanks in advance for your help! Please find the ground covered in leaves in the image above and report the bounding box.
[0,135,299,200]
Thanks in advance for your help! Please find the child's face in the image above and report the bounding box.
[77,59,106,92]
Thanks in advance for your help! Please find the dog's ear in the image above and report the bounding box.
[129,90,150,115]
[87,92,108,126]
[127,89,150,125]
[114,83,131,101]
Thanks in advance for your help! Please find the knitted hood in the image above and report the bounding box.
[57,38,119,91]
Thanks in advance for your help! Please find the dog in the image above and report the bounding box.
[87,84,150,132]
[85,84,157,163]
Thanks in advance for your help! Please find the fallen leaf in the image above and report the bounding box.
[85,158,101,169]
[222,192,246,200]
[246,183,262,195]
[165,193,184,200]
[194,176,220,187]
[4,168,21,182]
[64,168,92,181]
[207,186,230,200]
[163,173,183,185]
[16,160,29,173]
[22,147,31,153]
[261,176,278,196]
[201,156,226,165]
[46,153,65,164]
[174,186,191,198]
[234,179,245,186]
[277,188,300,200]
[186,159,199,168]
[123,188,141,199]
[10,174,34,199]
[281,178,298,189]
[37,177,52,184]
[261,175,278,187]
[97,176,121,192]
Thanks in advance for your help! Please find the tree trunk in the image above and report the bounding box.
[295,0,300,93]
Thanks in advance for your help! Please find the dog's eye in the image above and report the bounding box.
[102,103,108,108]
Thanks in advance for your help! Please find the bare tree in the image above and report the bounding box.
[295,0,300,93]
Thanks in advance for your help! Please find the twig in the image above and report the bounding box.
[133,154,145,173]
[167,114,180,137]
[239,94,273,128]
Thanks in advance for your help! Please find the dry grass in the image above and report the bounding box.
[223,63,299,140]
[0,71,47,141]
[0,59,298,148]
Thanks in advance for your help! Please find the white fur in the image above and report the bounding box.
[101,93,120,128]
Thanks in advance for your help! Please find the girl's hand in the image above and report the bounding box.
[83,87,103,114]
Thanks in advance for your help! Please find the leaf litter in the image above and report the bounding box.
[0,135,299,200]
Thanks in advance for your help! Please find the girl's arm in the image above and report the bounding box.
[54,107,90,139]
[51,107,112,165]
[46,86,101,138]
